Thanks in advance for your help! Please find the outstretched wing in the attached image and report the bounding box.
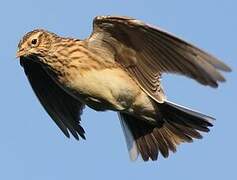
[20,57,86,140]
[87,16,231,102]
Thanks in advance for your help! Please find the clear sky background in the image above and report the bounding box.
[0,0,236,179]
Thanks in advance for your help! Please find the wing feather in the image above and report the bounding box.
[87,16,231,102]
[20,58,86,140]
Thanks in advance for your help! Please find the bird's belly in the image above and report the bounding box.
[65,68,141,111]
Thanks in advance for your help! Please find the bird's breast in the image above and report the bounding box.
[64,67,141,111]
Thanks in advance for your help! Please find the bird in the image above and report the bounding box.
[17,16,231,162]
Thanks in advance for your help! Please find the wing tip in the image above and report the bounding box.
[63,128,86,141]
[218,64,232,72]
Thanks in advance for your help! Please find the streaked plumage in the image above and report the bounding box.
[17,16,231,161]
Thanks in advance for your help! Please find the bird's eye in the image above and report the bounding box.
[31,39,37,45]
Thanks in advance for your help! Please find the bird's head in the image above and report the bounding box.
[17,29,58,61]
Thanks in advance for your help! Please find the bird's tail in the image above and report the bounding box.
[119,100,214,161]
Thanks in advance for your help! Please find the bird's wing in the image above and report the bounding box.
[20,58,86,140]
[87,16,231,102]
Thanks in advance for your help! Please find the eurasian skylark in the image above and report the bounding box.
[17,16,231,161]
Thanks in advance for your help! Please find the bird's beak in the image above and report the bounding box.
[16,49,25,58]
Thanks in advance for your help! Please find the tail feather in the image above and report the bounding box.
[119,114,159,161]
[119,115,139,161]
[119,101,214,161]
[161,101,214,132]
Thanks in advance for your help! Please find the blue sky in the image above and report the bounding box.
[0,0,236,179]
